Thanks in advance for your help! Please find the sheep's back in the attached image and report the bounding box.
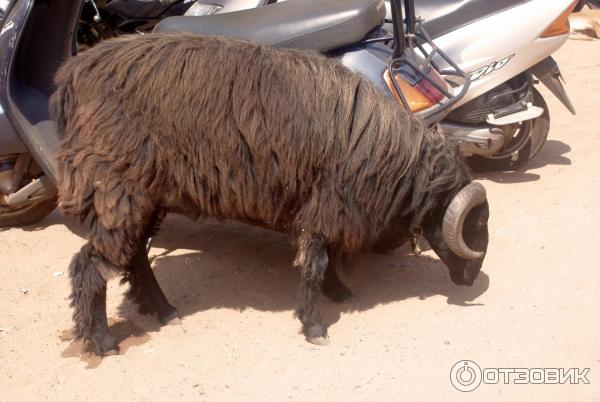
[55,33,419,250]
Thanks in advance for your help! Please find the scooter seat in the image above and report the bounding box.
[154,0,386,52]
[413,0,530,38]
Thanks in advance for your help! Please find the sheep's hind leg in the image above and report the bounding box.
[68,179,158,355]
[123,243,180,325]
[295,233,330,345]
[321,248,353,303]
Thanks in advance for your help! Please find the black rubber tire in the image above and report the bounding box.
[466,88,550,172]
[0,196,57,228]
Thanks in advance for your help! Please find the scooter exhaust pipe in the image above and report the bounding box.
[2,175,56,207]
[438,122,505,157]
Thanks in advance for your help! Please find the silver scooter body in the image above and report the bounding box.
[400,0,574,110]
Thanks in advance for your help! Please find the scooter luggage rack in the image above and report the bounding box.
[386,6,472,122]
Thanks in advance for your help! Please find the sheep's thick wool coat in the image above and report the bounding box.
[51,33,467,261]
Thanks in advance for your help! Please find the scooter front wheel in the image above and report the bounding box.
[466,88,549,172]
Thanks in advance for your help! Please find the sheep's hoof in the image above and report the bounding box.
[158,307,181,326]
[303,323,329,346]
[102,348,120,356]
[86,333,118,356]
[307,336,330,346]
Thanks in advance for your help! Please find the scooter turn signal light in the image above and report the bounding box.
[540,0,579,38]
[384,69,447,113]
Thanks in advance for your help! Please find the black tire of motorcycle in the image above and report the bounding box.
[0,196,57,228]
[466,88,549,172]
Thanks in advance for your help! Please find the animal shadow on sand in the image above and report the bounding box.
[473,140,571,184]
[145,216,490,320]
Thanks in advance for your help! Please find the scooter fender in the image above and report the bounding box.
[529,57,576,115]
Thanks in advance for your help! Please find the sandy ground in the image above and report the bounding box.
[1,39,600,401]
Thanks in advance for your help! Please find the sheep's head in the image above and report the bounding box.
[371,181,489,285]
[421,182,489,286]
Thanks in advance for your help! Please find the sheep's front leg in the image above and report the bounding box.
[122,243,180,325]
[120,210,179,324]
[295,233,330,345]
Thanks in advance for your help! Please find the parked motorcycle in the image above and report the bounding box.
[0,0,577,227]
[75,0,260,49]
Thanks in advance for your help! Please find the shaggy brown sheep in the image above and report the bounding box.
[50,33,489,355]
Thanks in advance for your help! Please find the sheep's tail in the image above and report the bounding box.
[49,57,78,134]
[49,57,93,221]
